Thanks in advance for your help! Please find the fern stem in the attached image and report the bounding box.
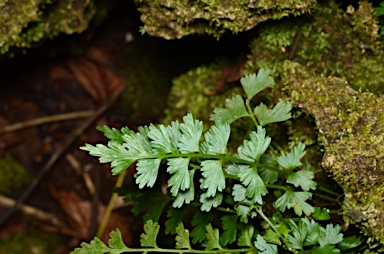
[255,206,296,253]
[245,99,259,128]
[96,169,127,238]
[318,185,342,198]
[314,193,339,203]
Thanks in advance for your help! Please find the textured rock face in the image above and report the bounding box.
[0,0,96,55]
[286,65,384,243]
[134,0,316,39]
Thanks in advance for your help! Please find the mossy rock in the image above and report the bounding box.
[283,62,384,244]
[163,62,242,125]
[0,157,32,196]
[0,0,97,55]
[245,0,384,93]
[243,0,384,244]
[134,0,316,39]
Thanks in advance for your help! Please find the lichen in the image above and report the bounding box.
[283,62,384,244]
[0,0,96,55]
[134,0,316,39]
[0,157,32,196]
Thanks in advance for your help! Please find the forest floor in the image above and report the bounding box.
[0,2,254,253]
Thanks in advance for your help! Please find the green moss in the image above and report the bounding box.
[284,62,384,244]
[0,230,61,254]
[0,157,32,196]
[245,0,384,93]
[242,0,384,243]
[163,63,242,125]
[134,0,316,39]
[0,0,96,55]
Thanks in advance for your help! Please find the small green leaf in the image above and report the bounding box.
[318,224,343,246]
[205,224,222,250]
[122,126,153,156]
[201,121,230,155]
[225,163,242,179]
[241,69,274,101]
[167,158,190,196]
[71,237,110,254]
[178,114,203,154]
[108,229,127,249]
[140,220,160,248]
[287,218,320,249]
[122,186,155,216]
[374,2,384,16]
[232,184,248,202]
[200,192,223,212]
[191,212,210,244]
[135,158,161,188]
[200,160,225,197]
[237,165,268,204]
[302,219,320,246]
[277,142,305,170]
[275,222,290,239]
[311,245,340,254]
[254,101,292,126]
[313,207,330,221]
[264,229,281,245]
[148,124,178,154]
[210,95,248,124]
[286,170,317,191]
[220,215,238,246]
[274,190,314,216]
[175,222,191,250]
[80,142,135,175]
[254,235,278,254]
[337,236,361,251]
[238,225,255,247]
[259,167,279,184]
[96,125,127,144]
[172,170,195,208]
[236,204,252,223]
[143,193,170,222]
[165,207,185,235]
[236,126,271,163]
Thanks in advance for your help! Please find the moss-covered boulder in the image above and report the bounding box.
[0,0,96,55]
[284,63,384,244]
[245,0,384,93]
[134,0,316,39]
[242,0,384,243]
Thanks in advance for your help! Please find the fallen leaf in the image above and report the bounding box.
[49,47,126,103]
[51,189,132,244]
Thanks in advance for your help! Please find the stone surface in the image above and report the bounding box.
[135,0,316,39]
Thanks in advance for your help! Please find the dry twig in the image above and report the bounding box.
[0,110,94,134]
[0,90,123,227]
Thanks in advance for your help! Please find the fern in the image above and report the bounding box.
[73,69,361,253]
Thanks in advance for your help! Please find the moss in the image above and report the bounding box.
[0,157,32,196]
[0,230,61,254]
[0,0,96,55]
[283,62,384,244]
[163,62,242,125]
[242,0,384,243]
[134,0,316,39]
[245,0,384,93]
